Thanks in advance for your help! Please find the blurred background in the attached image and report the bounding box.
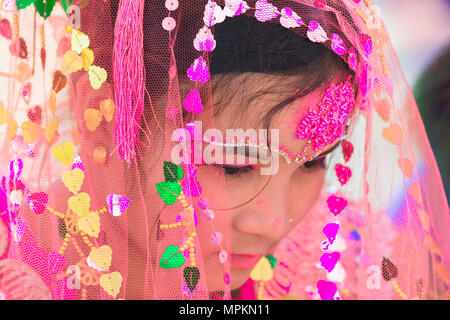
[375,0,450,204]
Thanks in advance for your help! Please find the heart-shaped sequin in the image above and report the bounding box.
[68,192,90,217]
[62,168,85,194]
[382,124,403,146]
[279,7,303,29]
[77,211,99,237]
[52,141,75,166]
[335,164,352,186]
[250,256,273,281]
[88,65,107,90]
[183,88,203,114]
[194,26,216,52]
[106,193,130,217]
[320,252,340,273]
[99,272,122,299]
[187,57,210,83]
[327,195,348,216]
[203,0,226,27]
[254,0,280,22]
[307,20,327,43]
[331,33,347,55]
[375,98,390,122]
[317,280,338,300]
[183,266,200,293]
[342,139,353,162]
[381,257,398,281]
[323,223,340,245]
[87,245,112,271]
[398,158,413,179]
[27,192,48,214]
[359,34,373,56]
[10,37,28,59]
[71,30,90,54]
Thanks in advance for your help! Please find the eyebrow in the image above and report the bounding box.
[313,141,341,160]
[212,139,342,165]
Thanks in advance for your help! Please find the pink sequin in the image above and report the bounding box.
[359,34,373,56]
[320,252,340,273]
[254,0,280,22]
[224,0,249,17]
[327,195,348,216]
[296,78,354,154]
[0,19,12,39]
[187,57,210,83]
[194,26,216,52]
[307,20,327,43]
[106,193,131,217]
[323,222,339,245]
[342,139,354,162]
[183,88,203,114]
[331,33,348,55]
[27,192,48,215]
[279,8,303,29]
[317,280,338,300]
[313,0,326,8]
[72,154,85,171]
[335,164,352,186]
[203,0,226,27]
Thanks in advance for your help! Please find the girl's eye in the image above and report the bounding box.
[218,165,254,177]
[302,157,326,170]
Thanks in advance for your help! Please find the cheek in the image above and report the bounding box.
[288,168,326,224]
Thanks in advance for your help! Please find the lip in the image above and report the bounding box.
[230,253,263,269]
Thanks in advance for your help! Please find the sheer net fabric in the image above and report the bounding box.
[0,0,448,300]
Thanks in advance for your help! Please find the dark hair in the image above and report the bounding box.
[207,14,354,132]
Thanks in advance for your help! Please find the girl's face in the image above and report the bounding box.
[138,74,342,297]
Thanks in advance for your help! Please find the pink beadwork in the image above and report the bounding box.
[296,78,354,154]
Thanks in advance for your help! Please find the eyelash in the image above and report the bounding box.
[218,157,326,177]
[219,164,254,177]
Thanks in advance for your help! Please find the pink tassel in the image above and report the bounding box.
[113,0,145,163]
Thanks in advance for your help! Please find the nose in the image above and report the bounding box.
[232,173,290,242]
